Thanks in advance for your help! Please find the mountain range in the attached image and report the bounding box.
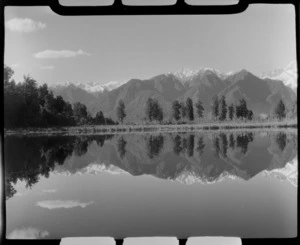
[50,62,297,122]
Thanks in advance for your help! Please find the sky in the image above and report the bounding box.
[4,4,296,86]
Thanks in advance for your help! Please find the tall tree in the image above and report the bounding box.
[219,96,227,121]
[186,98,194,121]
[290,101,297,119]
[228,104,235,120]
[94,110,105,124]
[274,99,286,120]
[146,98,163,123]
[211,96,219,120]
[156,105,164,123]
[73,102,88,125]
[146,98,154,122]
[4,65,14,84]
[152,99,163,123]
[172,100,181,121]
[116,99,126,123]
[22,76,40,126]
[247,110,253,121]
[195,99,204,119]
[236,98,248,119]
[180,101,187,119]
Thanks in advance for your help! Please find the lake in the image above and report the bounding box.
[4,130,297,239]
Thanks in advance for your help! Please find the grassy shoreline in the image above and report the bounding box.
[4,119,297,136]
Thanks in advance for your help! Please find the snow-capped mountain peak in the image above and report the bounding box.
[51,80,126,93]
[261,61,297,92]
[169,67,234,84]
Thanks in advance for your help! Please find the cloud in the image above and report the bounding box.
[36,200,94,209]
[5,18,46,33]
[39,65,55,70]
[7,227,49,239]
[34,49,90,59]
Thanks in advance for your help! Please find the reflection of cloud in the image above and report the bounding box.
[42,189,57,193]
[5,18,46,33]
[34,49,90,59]
[36,200,94,209]
[7,227,49,239]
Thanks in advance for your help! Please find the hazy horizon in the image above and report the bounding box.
[5,4,296,85]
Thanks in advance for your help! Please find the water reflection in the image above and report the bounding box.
[146,135,164,159]
[117,136,127,159]
[4,131,298,200]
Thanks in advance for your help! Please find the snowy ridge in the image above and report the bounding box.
[175,157,297,186]
[53,162,128,176]
[51,159,297,186]
[262,157,298,187]
[169,67,235,84]
[51,62,296,93]
[175,169,239,185]
[261,61,297,92]
[51,80,126,93]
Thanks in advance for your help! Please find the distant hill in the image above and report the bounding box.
[50,63,297,122]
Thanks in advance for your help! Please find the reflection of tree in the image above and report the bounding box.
[181,138,187,154]
[74,138,89,156]
[95,135,114,147]
[219,133,228,157]
[5,180,16,200]
[187,135,194,157]
[275,132,287,152]
[197,136,205,156]
[213,136,221,158]
[117,136,127,159]
[173,135,183,155]
[229,133,235,149]
[172,134,196,157]
[4,135,114,199]
[236,133,254,155]
[212,132,254,158]
[147,135,164,159]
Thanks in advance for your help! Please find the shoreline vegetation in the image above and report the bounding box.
[4,119,297,136]
[4,66,297,136]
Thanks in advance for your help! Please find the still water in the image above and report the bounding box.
[4,130,297,239]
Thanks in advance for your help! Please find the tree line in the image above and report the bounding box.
[4,65,296,128]
[4,65,116,128]
[116,95,294,124]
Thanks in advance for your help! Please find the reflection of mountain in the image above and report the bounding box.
[262,157,298,187]
[4,131,298,199]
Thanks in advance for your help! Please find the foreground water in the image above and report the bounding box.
[4,130,297,239]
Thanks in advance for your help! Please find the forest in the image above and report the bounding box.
[4,65,116,128]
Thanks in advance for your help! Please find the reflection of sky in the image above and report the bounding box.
[6,169,297,239]
[5,132,298,239]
